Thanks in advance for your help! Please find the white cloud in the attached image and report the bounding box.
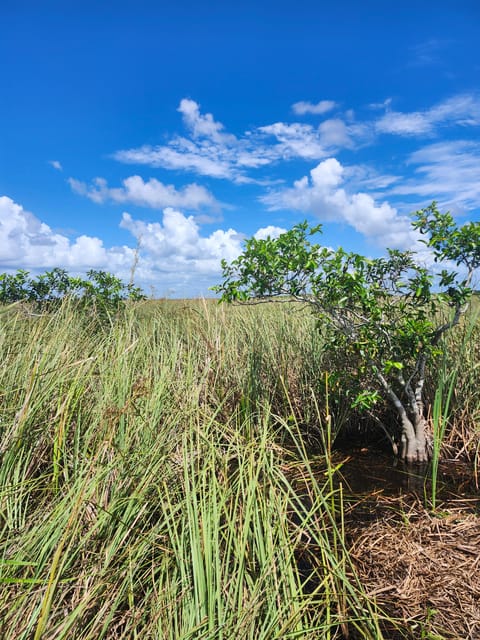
[318,119,354,148]
[49,160,63,171]
[118,211,288,294]
[292,100,337,115]
[178,98,236,143]
[261,158,419,249]
[0,195,291,296]
[113,141,235,179]
[342,163,401,193]
[0,195,134,271]
[112,94,480,191]
[376,111,433,136]
[113,98,356,182]
[0,196,250,296]
[428,94,480,126]
[119,208,242,265]
[69,175,219,210]
[254,225,287,240]
[258,122,328,160]
[376,94,480,136]
[369,98,393,111]
[389,140,480,211]
[119,208,248,294]
[408,38,451,67]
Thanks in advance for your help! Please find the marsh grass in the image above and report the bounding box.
[440,304,480,463]
[0,301,379,639]
[0,299,478,638]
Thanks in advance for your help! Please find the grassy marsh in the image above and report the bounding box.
[0,299,479,639]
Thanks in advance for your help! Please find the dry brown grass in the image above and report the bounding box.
[348,497,480,639]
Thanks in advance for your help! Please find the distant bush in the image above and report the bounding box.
[0,267,146,317]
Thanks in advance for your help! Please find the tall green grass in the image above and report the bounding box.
[440,303,480,461]
[426,304,480,506]
[0,299,478,638]
[0,300,386,639]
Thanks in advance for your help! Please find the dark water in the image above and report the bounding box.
[334,450,478,502]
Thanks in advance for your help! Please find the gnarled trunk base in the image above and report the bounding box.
[399,415,432,463]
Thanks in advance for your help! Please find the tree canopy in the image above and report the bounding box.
[214,203,480,462]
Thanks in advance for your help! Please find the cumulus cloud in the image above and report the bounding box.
[376,94,480,136]
[253,225,287,240]
[261,159,419,249]
[120,208,244,269]
[119,209,289,296]
[69,175,219,211]
[292,100,337,115]
[119,208,248,295]
[1,196,286,295]
[0,195,134,271]
[1,195,292,297]
[0,195,264,296]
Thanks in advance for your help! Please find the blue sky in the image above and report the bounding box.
[1,0,479,296]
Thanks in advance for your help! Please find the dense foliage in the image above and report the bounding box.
[0,268,145,316]
[214,203,480,462]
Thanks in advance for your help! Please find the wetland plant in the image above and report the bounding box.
[215,203,480,463]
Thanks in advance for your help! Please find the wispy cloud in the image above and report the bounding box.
[92,92,480,258]
[69,175,220,211]
[389,140,480,212]
[408,38,452,67]
[113,99,355,183]
[291,100,337,115]
[257,122,329,160]
[113,94,480,189]
[375,94,480,136]
[49,160,63,171]
[178,98,236,143]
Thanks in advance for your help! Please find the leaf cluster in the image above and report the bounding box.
[214,204,479,412]
[413,202,480,307]
[0,268,146,316]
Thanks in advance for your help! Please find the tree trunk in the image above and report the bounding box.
[399,413,431,463]
[376,370,432,463]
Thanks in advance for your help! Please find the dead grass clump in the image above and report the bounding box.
[348,502,480,639]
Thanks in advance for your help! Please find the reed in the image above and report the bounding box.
[0,298,478,638]
[0,301,384,639]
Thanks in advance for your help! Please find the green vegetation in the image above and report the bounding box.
[215,204,480,463]
[1,224,480,638]
[0,301,372,639]
[0,298,479,638]
[0,268,145,319]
